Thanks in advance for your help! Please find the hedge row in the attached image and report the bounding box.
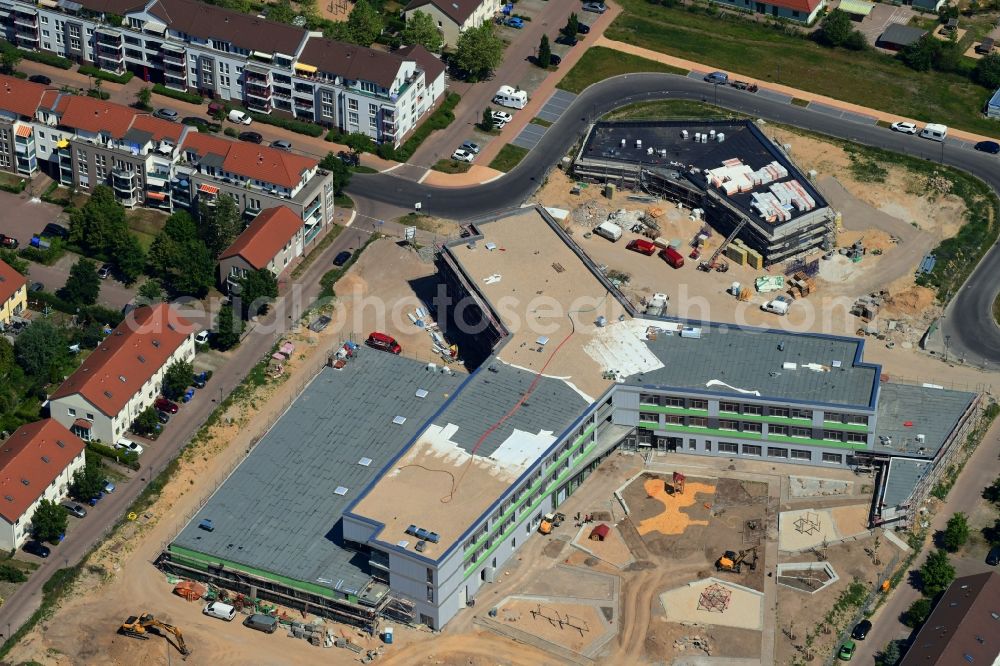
[393,92,461,162]
[86,441,140,470]
[30,289,123,325]
[0,178,26,194]
[78,65,134,85]
[152,83,204,105]
[249,112,325,137]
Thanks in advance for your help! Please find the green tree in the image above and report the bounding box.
[942,512,970,552]
[0,49,21,75]
[402,10,443,53]
[109,232,145,284]
[163,359,194,398]
[0,248,30,275]
[973,53,1000,89]
[137,278,164,304]
[58,258,101,306]
[132,406,160,436]
[148,211,215,297]
[902,597,932,628]
[14,320,68,381]
[814,9,854,47]
[69,457,106,501]
[480,107,495,131]
[345,132,375,156]
[214,304,241,350]
[919,549,955,597]
[876,639,903,666]
[563,12,579,37]
[68,185,129,256]
[319,152,353,194]
[267,0,296,23]
[236,268,278,319]
[347,0,383,46]
[899,35,942,72]
[537,34,552,69]
[0,563,26,583]
[31,499,68,543]
[454,23,503,81]
[984,475,1000,506]
[199,195,241,258]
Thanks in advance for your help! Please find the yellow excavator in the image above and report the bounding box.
[716,546,759,574]
[119,613,191,656]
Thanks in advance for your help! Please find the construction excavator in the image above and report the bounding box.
[119,613,191,656]
[715,546,759,574]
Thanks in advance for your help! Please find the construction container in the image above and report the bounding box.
[725,244,747,265]
[654,237,669,249]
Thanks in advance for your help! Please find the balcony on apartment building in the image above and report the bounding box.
[163,67,187,90]
[13,8,38,27]
[244,64,271,84]
[112,168,139,206]
[160,43,186,66]
[95,27,123,46]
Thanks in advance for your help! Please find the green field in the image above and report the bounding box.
[604,0,1000,136]
[488,144,530,172]
[604,100,737,121]
[557,46,688,94]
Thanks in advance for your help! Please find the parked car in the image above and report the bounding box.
[192,371,209,389]
[153,108,178,121]
[451,148,474,162]
[704,71,729,84]
[116,438,144,456]
[577,22,591,34]
[227,109,252,125]
[582,2,606,12]
[504,16,523,28]
[23,540,50,558]
[42,222,69,239]
[28,74,52,85]
[549,53,563,66]
[271,139,292,151]
[29,282,44,293]
[555,34,578,46]
[337,150,360,167]
[103,479,116,493]
[333,250,352,267]
[309,315,332,332]
[0,234,18,249]
[157,410,171,424]
[987,545,1000,566]
[366,331,402,354]
[461,141,481,154]
[890,121,918,134]
[62,503,88,518]
[244,614,279,633]
[492,110,513,124]
[850,620,871,640]
[838,640,855,661]
[195,330,210,345]
[239,131,263,144]
[98,263,112,279]
[204,602,237,622]
[154,397,179,414]
[974,140,1000,154]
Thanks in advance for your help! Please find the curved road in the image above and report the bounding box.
[346,73,1000,366]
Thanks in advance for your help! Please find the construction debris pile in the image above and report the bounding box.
[704,158,817,224]
[405,305,460,364]
[673,634,713,655]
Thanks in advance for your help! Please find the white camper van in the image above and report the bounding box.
[919,123,947,142]
[594,221,623,242]
[493,85,528,110]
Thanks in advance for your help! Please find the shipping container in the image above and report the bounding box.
[626,238,657,255]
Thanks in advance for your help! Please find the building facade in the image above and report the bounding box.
[404,0,502,48]
[0,0,445,144]
[0,419,86,551]
[49,304,196,444]
[217,205,304,291]
[713,0,825,23]
[0,258,27,326]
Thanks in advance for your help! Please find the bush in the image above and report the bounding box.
[248,112,324,137]
[0,563,26,583]
[151,83,203,105]
[78,65,134,85]
[18,238,65,265]
[86,441,139,470]
[30,289,123,325]
[19,50,72,70]
[224,127,238,137]
[86,89,111,100]
[0,177,26,194]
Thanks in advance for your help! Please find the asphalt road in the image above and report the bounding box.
[0,218,373,643]
[345,72,1000,365]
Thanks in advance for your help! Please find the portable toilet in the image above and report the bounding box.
[383,627,394,644]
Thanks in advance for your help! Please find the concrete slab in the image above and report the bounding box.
[537,89,577,123]
[756,88,794,104]
[659,577,764,630]
[512,124,547,150]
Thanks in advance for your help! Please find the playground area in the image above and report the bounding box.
[777,505,872,552]
[489,597,617,657]
[570,523,636,569]
[659,577,765,631]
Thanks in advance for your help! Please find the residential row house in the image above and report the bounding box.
[0,0,447,145]
[0,257,28,327]
[0,75,335,245]
[404,0,501,48]
[49,303,196,444]
[217,205,303,293]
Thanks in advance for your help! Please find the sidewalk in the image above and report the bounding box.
[594,37,999,145]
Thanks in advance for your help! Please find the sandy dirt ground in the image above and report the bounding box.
[570,524,635,569]
[494,598,611,654]
[636,477,715,536]
[659,578,764,630]
[778,506,870,552]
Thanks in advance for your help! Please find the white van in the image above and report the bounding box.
[203,601,237,621]
[920,123,947,141]
[594,221,623,242]
[761,298,789,315]
[227,109,252,125]
[493,85,527,110]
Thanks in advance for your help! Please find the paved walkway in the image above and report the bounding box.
[594,37,999,145]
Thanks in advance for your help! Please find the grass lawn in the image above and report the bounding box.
[431,159,473,174]
[995,291,1000,327]
[395,212,440,232]
[531,117,553,127]
[557,46,688,94]
[605,0,999,135]
[352,165,378,174]
[605,100,737,121]
[488,144,529,172]
[126,208,166,251]
[334,193,355,208]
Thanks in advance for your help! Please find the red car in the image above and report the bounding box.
[154,397,179,414]
[626,239,657,256]
[366,332,401,354]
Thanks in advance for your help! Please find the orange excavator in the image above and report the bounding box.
[120,613,191,656]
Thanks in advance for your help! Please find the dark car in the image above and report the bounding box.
[28,75,52,85]
[850,619,872,640]
[555,34,578,46]
[577,22,591,34]
[157,410,171,424]
[987,546,1000,566]
[337,150,360,167]
[154,396,179,414]
[192,373,207,389]
[62,503,88,518]
[550,53,563,66]
[333,250,352,267]
[23,540,51,558]
[29,282,44,293]
[309,315,332,332]
[0,233,17,249]
[238,131,263,144]
[42,223,69,239]
[974,140,1000,154]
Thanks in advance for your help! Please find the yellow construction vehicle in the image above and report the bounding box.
[715,546,759,574]
[120,613,191,656]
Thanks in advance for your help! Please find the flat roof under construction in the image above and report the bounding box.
[873,382,975,458]
[171,350,463,595]
[578,119,828,229]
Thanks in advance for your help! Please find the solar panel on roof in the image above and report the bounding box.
[358,457,373,467]
[334,486,348,496]
[392,415,406,425]
[415,389,429,398]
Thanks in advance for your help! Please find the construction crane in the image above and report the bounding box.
[119,613,191,656]
[699,218,747,272]
[715,546,759,574]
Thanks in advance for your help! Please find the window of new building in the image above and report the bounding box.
[790,449,811,461]
[822,452,843,464]
[664,414,683,425]
[770,424,788,436]
[791,408,812,420]
[770,407,789,418]
[689,399,707,410]
[719,401,739,413]
[705,440,712,451]
[742,444,762,456]
[768,447,788,458]
[41,15,48,23]
[639,412,658,422]
[743,404,762,415]
[790,427,811,438]
[348,112,358,125]
[846,414,869,426]
[68,408,76,416]
[688,416,707,428]
[846,432,867,443]
[426,586,434,602]
[822,430,842,441]
[348,98,358,110]
[824,411,844,423]
[719,419,738,431]
[718,442,738,454]
[743,422,762,433]
[688,438,697,450]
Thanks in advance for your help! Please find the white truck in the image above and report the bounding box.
[645,293,669,316]
[761,297,789,315]
[594,221,623,242]
[493,85,528,110]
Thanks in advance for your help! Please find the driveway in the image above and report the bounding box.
[25,254,136,311]
[0,190,62,246]
[851,2,917,45]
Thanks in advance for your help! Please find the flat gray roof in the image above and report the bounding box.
[172,350,463,594]
[882,458,931,509]
[873,382,975,458]
[627,326,878,407]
